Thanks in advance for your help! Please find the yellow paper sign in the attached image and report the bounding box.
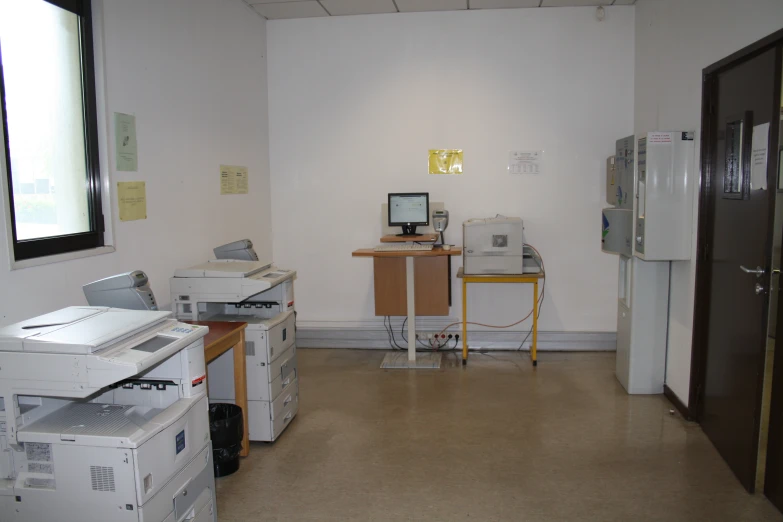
[220,165,249,195]
[429,149,463,175]
[117,181,147,221]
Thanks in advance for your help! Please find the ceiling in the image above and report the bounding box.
[246,0,636,20]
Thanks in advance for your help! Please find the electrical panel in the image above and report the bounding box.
[602,208,632,257]
[614,136,634,210]
[634,131,695,261]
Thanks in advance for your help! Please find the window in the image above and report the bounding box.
[0,0,103,261]
[724,119,744,197]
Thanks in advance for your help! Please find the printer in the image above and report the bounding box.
[83,270,158,310]
[0,307,216,522]
[463,216,540,275]
[170,260,298,442]
[463,216,524,274]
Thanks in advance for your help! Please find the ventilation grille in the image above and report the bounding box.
[90,466,116,492]
[245,341,255,356]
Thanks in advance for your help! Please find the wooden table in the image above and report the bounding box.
[185,320,250,457]
[457,267,545,367]
[353,246,461,364]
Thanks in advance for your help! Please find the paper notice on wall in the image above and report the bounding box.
[648,132,672,144]
[220,165,249,194]
[117,182,147,221]
[428,150,463,175]
[508,151,542,174]
[751,122,769,190]
[114,113,138,172]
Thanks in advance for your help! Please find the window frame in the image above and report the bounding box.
[0,0,105,262]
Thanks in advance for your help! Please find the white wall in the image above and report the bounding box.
[267,7,635,334]
[0,0,271,325]
[635,0,783,405]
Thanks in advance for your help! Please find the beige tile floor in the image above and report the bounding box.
[215,349,783,522]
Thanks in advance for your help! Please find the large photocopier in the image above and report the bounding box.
[170,253,298,443]
[0,307,217,522]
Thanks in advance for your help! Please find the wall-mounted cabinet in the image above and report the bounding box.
[634,132,696,261]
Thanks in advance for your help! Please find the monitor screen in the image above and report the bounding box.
[388,193,429,225]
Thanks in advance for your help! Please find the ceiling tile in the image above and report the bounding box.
[612,0,636,4]
[321,0,397,16]
[541,0,606,6]
[252,1,329,18]
[470,0,540,9]
[396,0,467,12]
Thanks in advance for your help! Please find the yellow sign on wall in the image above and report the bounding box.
[220,165,249,195]
[429,149,463,175]
[117,181,147,221]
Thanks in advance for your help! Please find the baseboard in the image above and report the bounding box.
[663,384,692,420]
[295,319,616,351]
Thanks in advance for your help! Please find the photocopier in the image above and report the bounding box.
[463,216,541,275]
[170,241,298,443]
[0,306,217,522]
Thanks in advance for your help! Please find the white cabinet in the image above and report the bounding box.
[634,132,696,261]
[615,257,669,394]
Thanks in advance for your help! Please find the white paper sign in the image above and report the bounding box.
[751,122,769,190]
[509,150,542,174]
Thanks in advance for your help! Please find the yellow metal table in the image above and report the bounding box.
[457,267,545,366]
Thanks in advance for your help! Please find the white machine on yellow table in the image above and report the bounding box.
[463,216,541,275]
[0,307,216,522]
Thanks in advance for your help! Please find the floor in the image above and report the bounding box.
[215,349,783,522]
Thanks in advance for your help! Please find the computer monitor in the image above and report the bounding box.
[388,193,429,236]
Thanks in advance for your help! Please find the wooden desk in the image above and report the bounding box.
[185,320,250,457]
[353,247,461,363]
[457,267,545,367]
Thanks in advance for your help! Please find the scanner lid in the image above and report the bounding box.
[173,260,272,278]
[0,307,171,354]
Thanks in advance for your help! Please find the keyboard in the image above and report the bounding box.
[373,243,434,252]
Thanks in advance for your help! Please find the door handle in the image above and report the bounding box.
[740,265,765,278]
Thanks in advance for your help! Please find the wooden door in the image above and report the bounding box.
[764,52,783,510]
[695,45,780,493]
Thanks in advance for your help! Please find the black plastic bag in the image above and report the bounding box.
[208,403,243,449]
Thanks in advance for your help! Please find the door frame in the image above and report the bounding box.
[690,28,783,437]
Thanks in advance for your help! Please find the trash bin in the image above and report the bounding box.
[213,443,242,477]
[208,403,243,477]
